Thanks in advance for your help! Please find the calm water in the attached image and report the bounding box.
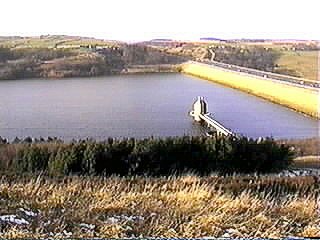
[0,73,318,140]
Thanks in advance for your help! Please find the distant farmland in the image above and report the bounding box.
[275,50,319,81]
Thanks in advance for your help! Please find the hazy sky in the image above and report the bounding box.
[1,0,318,41]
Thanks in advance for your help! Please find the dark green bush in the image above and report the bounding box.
[5,136,294,176]
[218,137,294,174]
[15,145,50,172]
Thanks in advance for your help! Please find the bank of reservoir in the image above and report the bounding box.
[181,61,319,119]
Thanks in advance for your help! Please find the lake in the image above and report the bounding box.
[0,73,318,140]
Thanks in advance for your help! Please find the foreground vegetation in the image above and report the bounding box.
[0,175,319,238]
[0,136,317,238]
[0,136,293,176]
[181,62,319,118]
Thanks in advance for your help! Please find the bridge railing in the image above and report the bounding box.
[200,113,234,136]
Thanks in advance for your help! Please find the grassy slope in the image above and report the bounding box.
[0,175,319,238]
[181,62,319,119]
[276,50,319,80]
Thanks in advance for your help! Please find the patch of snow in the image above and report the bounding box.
[18,208,38,217]
[269,168,320,177]
[221,228,238,238]
[0,215,29,225]
[79,223,95,230]
[123,215,144,222]
[107,216,119,224]
[221,232,230,238]
[106,214,144,224]
[62,230,72,236]
[44,220,51,226]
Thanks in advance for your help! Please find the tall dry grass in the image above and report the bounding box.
[0,175,319,238]
[181,62,319,119]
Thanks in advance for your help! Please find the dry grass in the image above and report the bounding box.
[0,175,319,238]
[276,51,319,81]
[181,62,319,119]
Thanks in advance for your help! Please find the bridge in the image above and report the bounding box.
[189,97,234,136]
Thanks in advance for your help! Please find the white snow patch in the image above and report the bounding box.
[221,228,238,238]
[79,223,95,230]
[106,215,144,223]
[272,168,320,177]
[63,230,72,236]
[19,208,38,217]
[0,215,29,225]
[44,220,51,226]
[221,232,231,238]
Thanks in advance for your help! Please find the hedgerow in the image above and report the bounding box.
[0,136,294,176]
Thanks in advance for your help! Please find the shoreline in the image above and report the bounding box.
[0,64,180,81]
[180,62,319,119]
[121,64,179,74]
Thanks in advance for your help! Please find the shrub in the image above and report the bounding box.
[14,145,50,172]
[3,136,294,176]
[218,137,294,174]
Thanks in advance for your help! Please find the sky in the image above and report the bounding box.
[0,0,318,41]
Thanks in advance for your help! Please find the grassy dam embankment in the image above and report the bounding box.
[181,62,319,119]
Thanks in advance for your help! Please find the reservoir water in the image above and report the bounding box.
[0,73,318,140]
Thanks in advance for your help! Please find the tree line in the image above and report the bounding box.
[208,45,281,72]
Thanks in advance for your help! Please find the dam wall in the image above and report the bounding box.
[181,61,319,119]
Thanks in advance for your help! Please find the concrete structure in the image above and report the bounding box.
[189,96,207,122]
[189,97,233,136]
[195,59,320,89]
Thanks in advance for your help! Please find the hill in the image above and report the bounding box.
[145,39,319,80]
[0,36,318,80]
[0,36,187,80]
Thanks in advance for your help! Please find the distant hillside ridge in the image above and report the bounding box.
[0,36,187,80]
